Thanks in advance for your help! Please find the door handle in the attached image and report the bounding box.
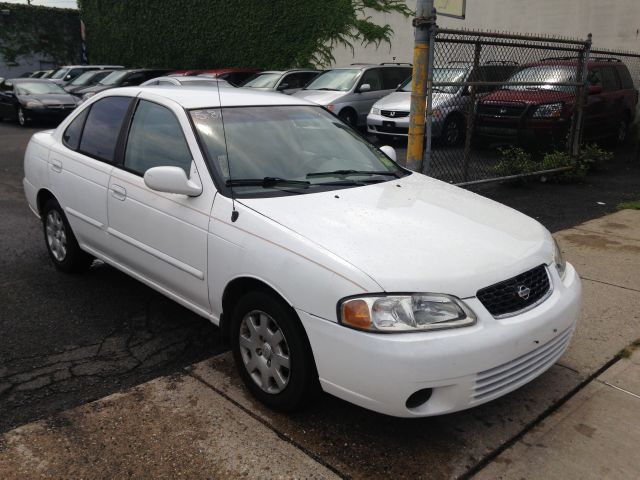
[110,184,127,201]
[50,159,63,173]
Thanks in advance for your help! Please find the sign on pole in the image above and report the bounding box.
[434,0,466,19]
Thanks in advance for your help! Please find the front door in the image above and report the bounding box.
[106,98,214,314]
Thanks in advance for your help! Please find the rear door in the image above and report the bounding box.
[48,96,132,253]
[106,97,215,314]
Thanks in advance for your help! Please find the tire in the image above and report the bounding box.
[230,290,318,412]
[614,117,629,145]
[338,108,357,127]
[17,107,28,127]
[42,199,93,273]
[441,115,465,146]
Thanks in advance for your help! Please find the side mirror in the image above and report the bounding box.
[359,83,371,93]
[277,82,290,91]
[143,166,202,196]
[588,84,602,95]
[379,145,397,162]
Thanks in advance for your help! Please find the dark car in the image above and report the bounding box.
[63,69,116,94]
[0,78,79,127]
[74,69,174,101]
[193,68,262,86]
[240,69,321,94]
[475,58,638,146]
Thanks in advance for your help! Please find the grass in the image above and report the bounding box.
[618,338,640,359]
[617,200,640,210]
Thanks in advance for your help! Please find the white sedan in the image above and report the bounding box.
[22,86,582,417]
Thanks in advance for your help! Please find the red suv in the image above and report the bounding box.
[475,58,638,146]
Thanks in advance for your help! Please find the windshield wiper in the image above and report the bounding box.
[226,177,311,188]
[313,87,339,91]
[307,170,399,179]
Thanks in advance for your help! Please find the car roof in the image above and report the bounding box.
[56,65,124,69]
[332,64,412,70]
[108,86,314,109]
[529,59,627,68]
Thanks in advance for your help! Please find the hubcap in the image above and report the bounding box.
[446,120,460,145]
[18,109,25,126]
[239,310,291,394]
[46,210,67,262]
[618,121,627,142]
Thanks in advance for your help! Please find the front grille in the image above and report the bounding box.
[477,265,551,317]
[472,326,572,402]
[381,110,409,118]
[477,102,527,117]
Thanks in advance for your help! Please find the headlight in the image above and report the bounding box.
[339,293,476,332]
[553,238,567,279]
[370,107,381,115]
[533,102,563,118]
[25,100,44,109]
[82,92,96,100]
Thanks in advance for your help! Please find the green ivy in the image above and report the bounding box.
[77,0,411,69]
[0,2,80,66]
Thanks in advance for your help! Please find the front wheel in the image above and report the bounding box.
[230,290,318,412]
[338,108,357,127]
[441,115,465,146]
[42,199,93,273]
[17,107,28,127]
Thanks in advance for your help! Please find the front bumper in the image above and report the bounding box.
[299,263,581,417]
[24,106,76,121]
[367,112,444,138]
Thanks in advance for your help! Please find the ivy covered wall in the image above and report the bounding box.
[78,0,410,69]
[0,2,80,69]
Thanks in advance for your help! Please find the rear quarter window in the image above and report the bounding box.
[62,108,89,150]
[617,65,634,89]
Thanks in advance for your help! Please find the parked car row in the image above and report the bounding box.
[366,58,638,147]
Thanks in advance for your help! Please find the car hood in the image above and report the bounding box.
[373,91,455,111]
[75,84,112,95]
[292,89,346,106]
[18,93,77,105]
[239,173,552,298]
[480,89,575,105]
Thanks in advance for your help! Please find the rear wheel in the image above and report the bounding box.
[17,107,28,127]
[230,290,318,412]
[615,118,629,145]
[42,199,93,273]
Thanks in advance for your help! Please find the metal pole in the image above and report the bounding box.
[422,26,436,174]
[462,42,481,182]
[571,33,592,158]
[406,0,435,171]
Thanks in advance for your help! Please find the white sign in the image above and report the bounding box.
[435,0,466,19]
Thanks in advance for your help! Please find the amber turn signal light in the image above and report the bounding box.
[341,299,371,329]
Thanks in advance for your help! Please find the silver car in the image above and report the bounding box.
[140,76,232,88]
[293,63,412,126]
[240,69,321,94]
[47,65,124,86]
[367,63,519,145]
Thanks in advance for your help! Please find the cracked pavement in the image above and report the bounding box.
[0,122,225,433]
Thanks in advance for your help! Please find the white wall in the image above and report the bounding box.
[330,0,640,66]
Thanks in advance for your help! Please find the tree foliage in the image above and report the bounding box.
[77,0,412,69]
[0,2,80,66]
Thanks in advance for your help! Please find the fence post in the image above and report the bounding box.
[569,33,592,158]
[462,41,482,182]
[422,26,437,174]
[406,0,436,171]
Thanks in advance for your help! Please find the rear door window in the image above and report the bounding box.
[79,96,132,162]
[617,66,634,89]
[62,108,89,150]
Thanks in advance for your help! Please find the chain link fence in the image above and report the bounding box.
[419,28,640,184]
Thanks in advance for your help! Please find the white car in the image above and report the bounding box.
[23,87,582,417]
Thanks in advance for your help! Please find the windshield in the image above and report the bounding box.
[191,106,405,197]
[504,65,576,92]
[50,68,69,80]
[242,73,282,88]
[400,67,468,94]
[15,82,67,95]
[69,71,97,86]
[99,70,129,86]
[304,69,360,91]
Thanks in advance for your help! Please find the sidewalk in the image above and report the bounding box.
[0,209,638,479]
